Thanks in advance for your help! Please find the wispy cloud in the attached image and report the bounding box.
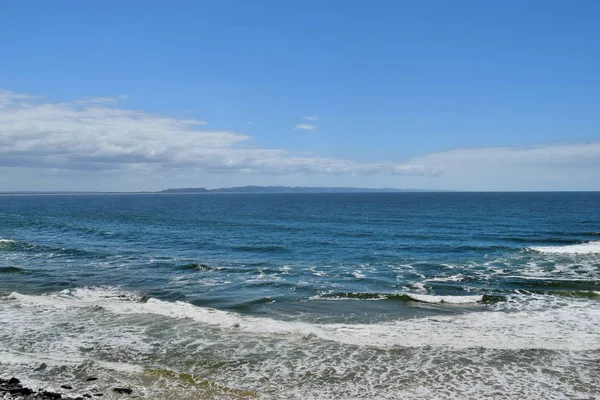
[402,142,600,190]
[294,123,318,131]
[303,115,318,121]
[73,94,129,105]
[0,89,33,108]
[0,88,435,177]
[3,88,598,191]
[408,143,600,169]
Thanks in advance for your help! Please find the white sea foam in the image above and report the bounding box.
[411,281,428,293]
[2,287,600,400]
[530,240,600,254]
[8,287,145,309]
[0,351,143,373]
[406,293,483,304]
[425,274,465,282]
[6,287,600,351]
[477,254,600,283]
[308,292,485,304]
[0,350,85,366]
[503,275,592,282]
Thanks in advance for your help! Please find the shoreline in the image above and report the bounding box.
[0,376,133,399]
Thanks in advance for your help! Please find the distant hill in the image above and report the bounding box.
[158,186,443,194]
[158,187,209,193]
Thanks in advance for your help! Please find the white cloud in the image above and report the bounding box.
[0,88,434,179]
[303,115,318,121]
[294,123,318,131]
[73,95,129,105]
[407,143,600,169]
[0,89,33,109]
[1,88,598,191]
[401,143,600,190]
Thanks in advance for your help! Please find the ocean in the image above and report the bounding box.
[1,192,599,399]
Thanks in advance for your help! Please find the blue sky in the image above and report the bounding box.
[1,0,599,191]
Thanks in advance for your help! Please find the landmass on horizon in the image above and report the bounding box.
[158,186,449,193]
[0,186,449,194]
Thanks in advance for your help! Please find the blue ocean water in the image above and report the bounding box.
[1,193,599,399]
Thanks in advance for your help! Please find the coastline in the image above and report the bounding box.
[0,375,133,399]
[1,367,259,400]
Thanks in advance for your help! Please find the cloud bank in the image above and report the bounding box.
[407,143,600,190]
[0,89,435,177]
[1,88,599,191]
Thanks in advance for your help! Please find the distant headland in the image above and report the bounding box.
[158,186,445,194]
[0,186,450,195]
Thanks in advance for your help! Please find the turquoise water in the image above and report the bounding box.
[1,193,599,399]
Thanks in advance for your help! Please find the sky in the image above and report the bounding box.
[1,0,599,191]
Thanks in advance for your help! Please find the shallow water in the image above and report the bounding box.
[1,192,599,398]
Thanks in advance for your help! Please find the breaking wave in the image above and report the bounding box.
[313,291,505,304]
[0,266,26,274]
[529,241,600,254]
[4,287,599,351]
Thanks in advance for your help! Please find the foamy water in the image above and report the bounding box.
[1,192,600,398]
[530,240,600,254]
[1,287,599,399]
[6,287,600,350]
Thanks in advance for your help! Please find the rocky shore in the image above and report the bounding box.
[1,377,133,399]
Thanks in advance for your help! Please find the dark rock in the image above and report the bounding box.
[61,384,73,390]
[10,387,32,395]
[93,394,103,397]
[8,377,21,385]
[86,377,98,382]
[83,395,92,398]
[41,390,62,398]
[74,398,84,400]
[35,363,48,371]
[113,387,133,394]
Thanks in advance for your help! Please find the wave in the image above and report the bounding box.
[0,238,18,249]
[425,274,465,283]
[0,266,26,274]
[0,238,104,259]
[175,263,249,274]
[504,277,600,291]
[500,237,580,244]
[5,287,600,351]
[7,287,149,304]
[178,263,214,271]
[529,241,600,254]
[454,245,513,251]
[315,292,505,304]
[226,296,276,311]
[226,279,297,290]
[540,290,600,299]
[408,293,504,304]
[311,292,505,304]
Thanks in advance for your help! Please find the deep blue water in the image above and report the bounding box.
[1,193,599,399]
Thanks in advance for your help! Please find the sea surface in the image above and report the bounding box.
[1,192,599,399]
